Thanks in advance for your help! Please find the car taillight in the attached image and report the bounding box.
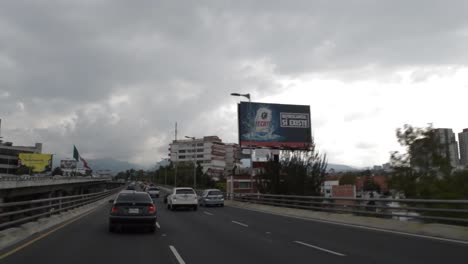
[111,206,118,214]
[149,205,156,214]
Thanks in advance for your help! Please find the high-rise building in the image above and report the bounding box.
[169,136,239,180]
[434,128,459,168]
[459,129,468,167]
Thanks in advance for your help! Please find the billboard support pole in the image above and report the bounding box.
[248,96,254,193]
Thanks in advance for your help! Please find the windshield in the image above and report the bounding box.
[116,193,152,203]
[176,189,195,195]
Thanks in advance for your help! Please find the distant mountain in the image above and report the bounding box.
[87,159,146,174]
[327,163,358,172]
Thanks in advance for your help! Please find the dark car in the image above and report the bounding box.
[109,191,157,233]
[126,185,136,190]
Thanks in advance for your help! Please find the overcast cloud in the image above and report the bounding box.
[1,1,468,168]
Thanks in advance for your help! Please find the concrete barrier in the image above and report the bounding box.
[0,194,117,250]
[225,200,468,242]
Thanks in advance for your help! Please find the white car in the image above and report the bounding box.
[167,187,198,211]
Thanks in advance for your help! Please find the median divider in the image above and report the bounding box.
[225,200,468,242]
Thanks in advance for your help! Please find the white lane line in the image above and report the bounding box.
[294,241,346,257]
[156,222,161,229]
[232,220,249,227]
[204,211,214,216]
[169,245,186,264]
[228,205,468,245]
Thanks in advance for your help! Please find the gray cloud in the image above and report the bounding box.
[1,1,467,166]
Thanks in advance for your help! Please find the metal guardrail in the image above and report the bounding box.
[0,175,110,182]
[225,193,468,225]
[0,187,122,230]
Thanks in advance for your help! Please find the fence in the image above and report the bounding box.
[0,187,122,230]
[226,193,468,225]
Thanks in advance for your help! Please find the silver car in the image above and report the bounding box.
[199,189,224,207]
[146,186,161,198]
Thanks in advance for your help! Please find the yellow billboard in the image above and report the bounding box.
[18,153,53,173]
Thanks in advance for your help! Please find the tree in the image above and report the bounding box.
[339,174,357,185]
[16,165,32,175]
[52,167,63,176]
[256,146,327,195]
[389,124,460,198]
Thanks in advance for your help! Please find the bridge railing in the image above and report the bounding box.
[225,193,468,225]
[0,175,110,182]
[0,187,122,230]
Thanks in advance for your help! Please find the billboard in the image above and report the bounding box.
[18,153,53,173]
[60,159,77,169]
[238,102,312,149]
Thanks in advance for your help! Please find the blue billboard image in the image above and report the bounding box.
[237,102,312,149]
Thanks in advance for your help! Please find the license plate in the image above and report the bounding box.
[128,208,139,214]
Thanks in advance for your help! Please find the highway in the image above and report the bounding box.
[1,196,467,264]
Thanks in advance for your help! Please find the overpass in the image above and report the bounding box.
[0,187,467,264]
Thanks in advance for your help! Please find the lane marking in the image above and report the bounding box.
[294,241,346,257]
[156,222,161,229]
[266,231,271,235]
[227,205,468,246]
[0,203,104,260]
[204,211,213,216]
[231,220,249,227]
[169,245,186,264]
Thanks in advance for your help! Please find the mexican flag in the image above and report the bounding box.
[73,145,91,170]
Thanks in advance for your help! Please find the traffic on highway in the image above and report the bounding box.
[1,181,467,264]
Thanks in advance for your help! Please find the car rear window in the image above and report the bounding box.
[208,190,222,196]
[176,189,195,194]
[148,187,159,191]
[116,193,152,203]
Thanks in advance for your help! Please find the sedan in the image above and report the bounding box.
[146,186,161,198]
[199,189,224,207]
[109,191,157,233]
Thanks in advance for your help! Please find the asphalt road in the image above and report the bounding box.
[1,194,467,264]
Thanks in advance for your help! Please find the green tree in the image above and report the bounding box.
[256,146,327,195]
[52,167,63,176]
[339,173,357,185]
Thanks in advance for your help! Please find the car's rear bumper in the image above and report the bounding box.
[109,215,157,226]
[203,199,224,205]
[171,200,198,206]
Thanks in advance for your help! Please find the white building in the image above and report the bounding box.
[434,128,459,168]
[169,136,239,180]
[459,129,468,167]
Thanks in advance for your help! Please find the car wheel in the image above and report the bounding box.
[193,205,198,211]
[109,224,115,233]
[171,205,176,211]
[149,225,156,233]
[167,203,170,210]
[221,204,224,207]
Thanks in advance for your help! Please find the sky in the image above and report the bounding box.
[1,1,468,168]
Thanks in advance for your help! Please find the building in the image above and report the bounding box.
[0,141,42,175]
[224,143,241,175]
[434,128,459,168]
[226,174,258,193]
[459,129,468,167]
[169,136,239,180]
[411,128,460,170]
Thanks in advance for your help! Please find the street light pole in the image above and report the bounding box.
[230,92,254,193]
[185,136,197,189]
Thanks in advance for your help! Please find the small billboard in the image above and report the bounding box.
[18,153,53,173]
[237,102,312,149]
[60,159,77,169]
